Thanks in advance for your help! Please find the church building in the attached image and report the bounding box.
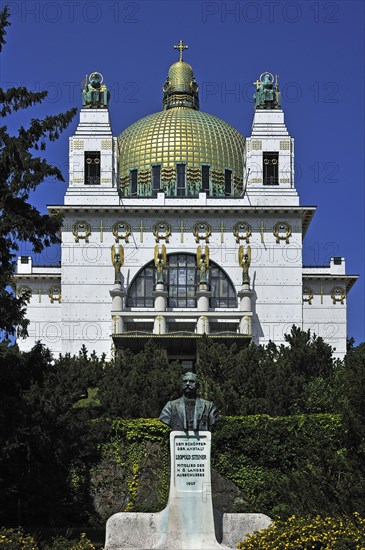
[15,42,357,360]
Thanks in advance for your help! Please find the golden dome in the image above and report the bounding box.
[118,42,244,197]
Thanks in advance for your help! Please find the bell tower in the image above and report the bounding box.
[244,72,298,207]
[66,72,118,206]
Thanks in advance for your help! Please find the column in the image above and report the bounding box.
[196,284,211,334]
[110,283,126,334]
[152,282,168,334]
[238,282,253,336]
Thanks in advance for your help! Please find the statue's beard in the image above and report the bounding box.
[183,388,196,398]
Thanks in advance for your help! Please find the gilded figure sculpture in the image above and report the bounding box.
[197,245,209,285]
[111,244,124,284]
[154,244,167,284]
[238,244,251,285]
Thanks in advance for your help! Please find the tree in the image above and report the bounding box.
[0,342,105,526]
[196,326,338,416]
[98,341,181,418]
[0,6,77,338]
[342,343,365,455]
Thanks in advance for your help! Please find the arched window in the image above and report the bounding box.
[126,253,237,308]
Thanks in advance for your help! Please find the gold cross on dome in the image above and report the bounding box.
[174,40,188,62]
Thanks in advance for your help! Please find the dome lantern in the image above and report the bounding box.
[162,40,199,111]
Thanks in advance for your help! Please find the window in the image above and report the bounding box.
[210,266,237,307]
[84,152,100,185]
[130,169,138,196]
[126,254,237,309]
[202,165,210,193]
[20,256,29,264]
[168,254,196,307]
[176,164,186,196]
[225,169,232,195]
[263,152,279,185]
[127,265,155,307]
[152,165,161,195]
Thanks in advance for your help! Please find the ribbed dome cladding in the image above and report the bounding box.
[118,106,244,195]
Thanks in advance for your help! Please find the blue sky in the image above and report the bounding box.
[1,0,364,344]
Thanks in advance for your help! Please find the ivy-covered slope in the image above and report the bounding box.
[91,413,357,521]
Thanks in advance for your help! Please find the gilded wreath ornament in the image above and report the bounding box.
[112,221,131,243]
[303,287,314,305]
[233,221,252,244]
[17,285,32,302]
[193,221,212,243]
[48,286,61,303]
[72,221,91,243]
[153,221,172,243]
[273,221,292,244]
[331,287,346,305]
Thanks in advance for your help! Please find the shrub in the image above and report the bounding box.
[44,533,96,550]
[212,414,349,517]
[238,513,365,549]
[0,528,38,549]
[0,530,97,550]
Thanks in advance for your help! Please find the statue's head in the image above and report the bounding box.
[90,73,101,88]
[182,371,199,398]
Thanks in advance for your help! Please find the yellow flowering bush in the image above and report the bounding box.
[238,513,365,549]
[0,528,38,549]
[0,530,98,550]
[46,533,96,550]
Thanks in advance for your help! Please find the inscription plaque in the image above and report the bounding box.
[174,433,209,492]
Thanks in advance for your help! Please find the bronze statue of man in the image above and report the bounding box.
[159,372,219,431]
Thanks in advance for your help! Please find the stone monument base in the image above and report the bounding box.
[105,509,271,549]
[105,431,271,549]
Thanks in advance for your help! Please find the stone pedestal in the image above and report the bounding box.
[152,283,168,312]
[105,430,271,549]
[238,284,253,312]
[196,285,211,312]
[110,284,126,312]
[110,284,126,334]
[156,431,227,549]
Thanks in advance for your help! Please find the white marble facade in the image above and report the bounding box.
[16,103,357,360]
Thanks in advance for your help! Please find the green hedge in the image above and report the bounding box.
[95,414,361,518]
[212,414,347,517]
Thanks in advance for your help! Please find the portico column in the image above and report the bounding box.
[110,282,126,334]
[196,283,211,334]
[152,282,168,334]
[238,281,254,336]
